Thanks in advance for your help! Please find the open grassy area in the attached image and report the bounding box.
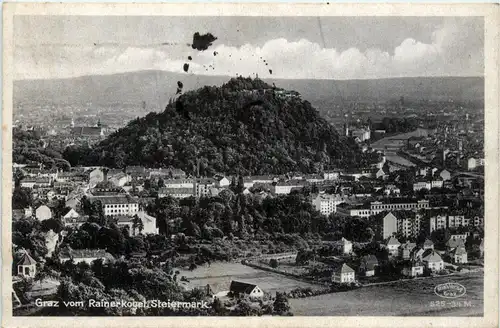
[289,272,483,316]
[177,261,325,295]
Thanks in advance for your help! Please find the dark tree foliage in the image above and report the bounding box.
[273,292,291,315]
[12,187,32,210]
[64,77,379,175]
[12,128,70,170]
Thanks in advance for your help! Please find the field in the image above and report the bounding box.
[177,261,324,295]
[289,272,483,316]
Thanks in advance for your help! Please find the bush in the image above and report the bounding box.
[269,259,279,268]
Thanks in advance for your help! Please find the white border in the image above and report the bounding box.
[2,3,499,328]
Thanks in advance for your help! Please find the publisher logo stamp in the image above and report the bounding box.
[434,283,467,299]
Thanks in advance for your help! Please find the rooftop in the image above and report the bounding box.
[18,252,37,266]
[90,195,138,205]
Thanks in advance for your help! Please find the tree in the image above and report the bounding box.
[12,187,32,210]
[269,258,279,268]
[132,215,144,235]
[273,292,291,315]
[295,249,313,265]
[212,297,225,315]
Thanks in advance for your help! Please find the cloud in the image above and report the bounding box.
[14,19,482,80]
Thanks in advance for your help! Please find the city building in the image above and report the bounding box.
[370,200,430,215]
[429,214,448,233]
[351,128,371,142]
[158,188,194,199]
[413,180,431,192]
[59,248,110,264]
[109,173,130,187]
[323,170,341,181]
[467,157,477,171]
[311,194,344,216]
[163,179,194,189]
[195,178,216,198]
[115,211,158,235]
[70,119,106,138]
[380,211,422,240]
[272,181,308,195]
[20,177,52,189]
[90,196,139,216]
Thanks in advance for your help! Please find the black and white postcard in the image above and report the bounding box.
[2,3,498,328]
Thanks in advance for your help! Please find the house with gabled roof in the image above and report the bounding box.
[401,260,424,277]
[423,239,434,250]
[385,236,401,257]
[332,263,356,284]
[398,242,416,260]
[375,167,389,180]
[452,246,468,264]
[422,251,444,272]
[229,281,264,299]
[446,238,465,252]
[339,237,353,255]
[63,208,80,220]
[360,255,378,277]
[410,247,425,262]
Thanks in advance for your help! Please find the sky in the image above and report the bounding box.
[14,16,484,80]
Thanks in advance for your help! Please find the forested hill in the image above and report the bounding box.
[65,77,379,175]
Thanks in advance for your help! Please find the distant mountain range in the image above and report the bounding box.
[14,71,483,109]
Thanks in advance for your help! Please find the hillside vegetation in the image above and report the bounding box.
[65,77,379,175]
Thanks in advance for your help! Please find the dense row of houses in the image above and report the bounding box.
[326,231,481,285]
